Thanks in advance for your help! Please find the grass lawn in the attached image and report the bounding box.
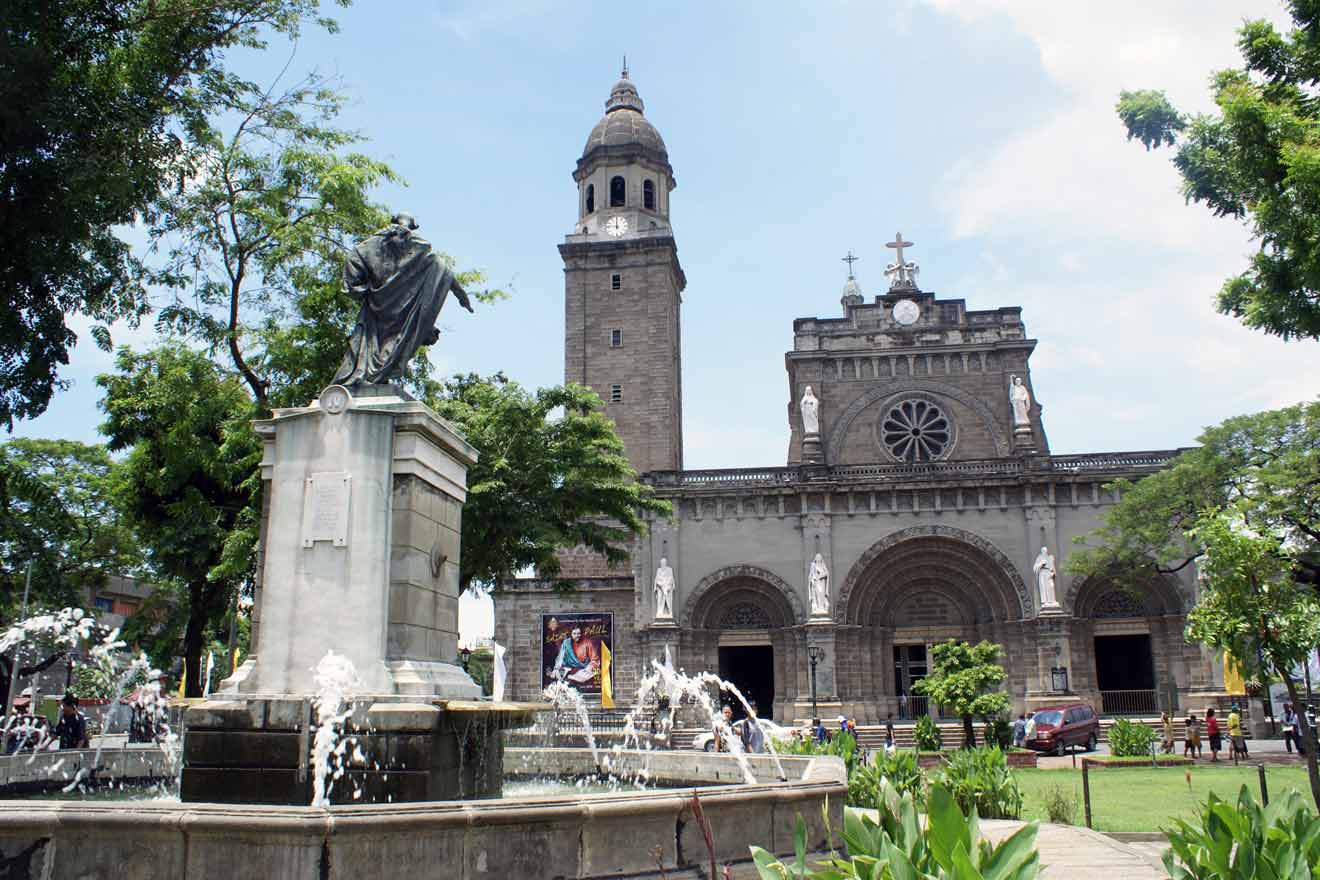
[1014,763,1313,832]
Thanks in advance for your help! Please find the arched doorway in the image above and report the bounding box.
[837,528,1030,719]
[684,566,803,722]
[1071,575,1185,715]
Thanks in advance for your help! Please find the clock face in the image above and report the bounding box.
[893,299,920,325]
[605,216,629,238]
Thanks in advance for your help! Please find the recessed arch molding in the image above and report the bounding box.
[682,563,805,629]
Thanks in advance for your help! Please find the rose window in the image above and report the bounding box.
[881,399,952,462]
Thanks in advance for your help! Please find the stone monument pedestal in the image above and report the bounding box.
[802,432,824,464]
[182,385,541,805]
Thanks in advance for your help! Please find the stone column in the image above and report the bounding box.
[229,386,480,699]
[1026,612,1076,712]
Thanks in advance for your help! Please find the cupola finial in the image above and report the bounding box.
[622,55,628,78]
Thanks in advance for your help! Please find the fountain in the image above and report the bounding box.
[0,224,845,875]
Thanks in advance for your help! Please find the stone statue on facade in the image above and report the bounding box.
[808,552,830,616]
[800,385,820,436]
[1033,545,1059,609]
[332,213,474,387]
[653,558,675,621]
[1009,375,1032,427]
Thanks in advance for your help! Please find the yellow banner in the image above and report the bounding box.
[600,643,614,709]
[1223,651,1246,695]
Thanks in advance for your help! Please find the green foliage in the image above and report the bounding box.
[912,640,1010,747]
[851,749,924,809]
[425,374,671,591]
[0,439,140,618]
[1068,401,1320,806]
[1163,785,1320,879]
[915,714,944,751]
[0,0,347,427]
[1115,3,1320,340]
[98,343,252,697]
[750,781,1040,879]
[930,747,1024,820]
[1108,718,1159,758]
[1040,784,1078,826]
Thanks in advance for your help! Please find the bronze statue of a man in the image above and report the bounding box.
[332,213,473,387]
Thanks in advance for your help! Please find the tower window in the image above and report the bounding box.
[610,384,623,403]
[609,176,626,207]
[610,329,622,347]
[611,273,622,290]
[585,184,594,214]
[643,179,655,210]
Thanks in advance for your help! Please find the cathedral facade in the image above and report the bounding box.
[492,71,1226,723]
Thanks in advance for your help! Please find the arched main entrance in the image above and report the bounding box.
[836,527,1030,719]
[683,566,803,722]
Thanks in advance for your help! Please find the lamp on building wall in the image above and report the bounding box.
[807,644,826,720]
[459,646,472,673]
[1050,666,1069,694]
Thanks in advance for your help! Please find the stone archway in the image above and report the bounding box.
[681,564,804,629]
[836,525,1031,625]
[681,565,804,724]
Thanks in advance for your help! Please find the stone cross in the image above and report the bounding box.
[885,232,917,289]
[885,232,913,266]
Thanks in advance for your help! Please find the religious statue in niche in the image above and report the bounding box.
[1033,546,1060,609]
[808,552,830,616]
[332,213,474,387]
[1009,375,1032,427]
[800,385,820,436]
[653,558,675,621]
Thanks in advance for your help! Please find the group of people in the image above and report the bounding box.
[711,703,768,754]
[1011,712,1037,747]
[1167,705,1254,761]
[4,694,89,754]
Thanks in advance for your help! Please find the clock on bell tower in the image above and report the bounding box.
[561,65,685,475]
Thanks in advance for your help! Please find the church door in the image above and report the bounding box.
[893,644,928,718]
[718,645,775,720]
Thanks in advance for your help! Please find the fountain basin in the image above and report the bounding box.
[0,748,845,878]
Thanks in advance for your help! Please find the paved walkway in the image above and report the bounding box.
[979,820,1166,878]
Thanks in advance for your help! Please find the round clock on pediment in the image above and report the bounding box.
[605,216,629,238]
[892,299,920,325]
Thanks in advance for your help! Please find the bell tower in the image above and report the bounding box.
[561,65,685,474]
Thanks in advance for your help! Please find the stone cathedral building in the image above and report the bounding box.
[493,70,1227,723]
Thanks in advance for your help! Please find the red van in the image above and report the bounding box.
[1026,703,1099,755]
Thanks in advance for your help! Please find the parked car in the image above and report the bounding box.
[691,718,795,752]
[1025,703,1099,755]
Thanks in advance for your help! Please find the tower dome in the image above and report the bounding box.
[580,68,669,164]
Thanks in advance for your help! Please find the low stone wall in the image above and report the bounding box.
[0,748,847,879]
[0,745,174,795]
[914,750,1038,769]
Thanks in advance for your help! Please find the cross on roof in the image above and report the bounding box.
[885,232,913,266]
[841,251,860,279]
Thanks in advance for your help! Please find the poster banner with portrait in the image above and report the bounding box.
[542,613,614,705]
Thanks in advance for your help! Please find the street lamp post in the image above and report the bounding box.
[807,644,825,721]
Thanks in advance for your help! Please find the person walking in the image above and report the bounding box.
[898,692,908,721]
[1227,704,1247,760]
[1012,714,1027,748]
[1160,711,1175,754]
[1184,713,1201,759]
[740,702,765,754]
[1282,703,1306,755]
[713,705,734,753]
[1023,711,1037,745]
[812,718,828,745]
[1205,708,1221,762]
[884,714,896,751]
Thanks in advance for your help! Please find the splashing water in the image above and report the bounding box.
[310,651,359,808]
[543,680,599,764]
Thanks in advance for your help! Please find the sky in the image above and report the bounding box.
[14,1,1319,641]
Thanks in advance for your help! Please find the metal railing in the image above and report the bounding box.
[548,709,655,734]
[1099,689,1160,716]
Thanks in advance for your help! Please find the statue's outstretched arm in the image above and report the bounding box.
[451,277,475,313]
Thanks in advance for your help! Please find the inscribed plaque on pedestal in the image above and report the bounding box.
[300,472,352,548]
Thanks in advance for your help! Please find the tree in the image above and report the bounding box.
[0,439,140,618]
[98,344,252,697]
[425,374,672,592]
[910,640,1010,748]
[1115,1,1320,341]
[1069,401,1320,809]
[0,0,348,428]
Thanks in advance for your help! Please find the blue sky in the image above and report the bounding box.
[15,1,1318,639]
